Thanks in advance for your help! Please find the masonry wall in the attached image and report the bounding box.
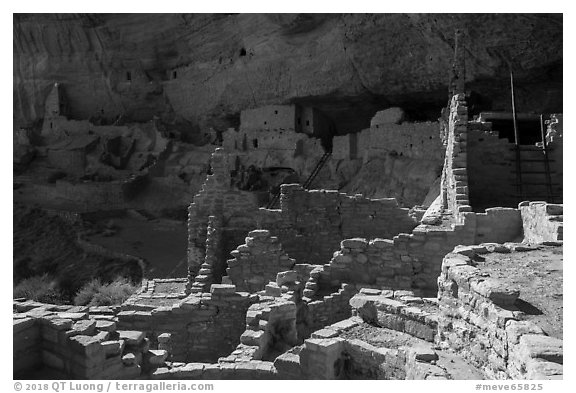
[332,122,441,162]
[256,185,418,265]
[14,318,41,376]
[303,205,524,297]
[437,249,563,380]
[441,94,472,218]
[150,361,278,380]
[118,288,254,363]
[13,305,148,379]
[226,230,296,292]
[222,128,325,180]
[467,119,563,211]
[186,149,260,285]
[305,285,355,333]
[520,202,563,243]
[240,105,298,131]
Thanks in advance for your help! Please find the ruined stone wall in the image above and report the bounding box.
[437,249,563,379]
[442,94,472,217]
[227,230,296,292]
[474,208,523,244]
[308,206,524,296]
[359,122,441,162]
[467,117,563,211]
[189,215,225,292]
[118,285,254,363]
[13,318,41,376]
[256,184,418,265]
[318,225,472,296]
[150,361,278,380]
[13,303,146,379]
[222,128,325,179]
[186,148,260,284]
[332,121,441,162]
[305,284,355,333]
[520,202,563,243]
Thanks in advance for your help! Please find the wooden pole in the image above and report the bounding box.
[510,69,520,146]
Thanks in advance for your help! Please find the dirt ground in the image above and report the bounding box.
[481,245,563,339]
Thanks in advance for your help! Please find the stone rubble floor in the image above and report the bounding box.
[479,245,563,339]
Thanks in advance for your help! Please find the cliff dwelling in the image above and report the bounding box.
[12,13,563,383]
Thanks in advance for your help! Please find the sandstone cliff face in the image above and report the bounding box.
[14,14,562,134]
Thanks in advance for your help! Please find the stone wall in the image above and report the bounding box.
[520,201,563,243]
[349,290,438,342]
[305,284,355,333]
[240,105,298,132]
[256,184,418,265]
[437,248,563,379]
[187,150,419,290]
[118,285,254,363]
[227,230,296,292]
[474,207,523,244]
[13,317,41,376]
[304,205,525,297]
[332,121,441,162]
[466,118,562,211]
[186,148,260,286]
[467,127,517,210]
[441,93,472,218]
[13,302,153,379]
[222,127,325,178]
[150,361,278,380]
[189,215,225,293]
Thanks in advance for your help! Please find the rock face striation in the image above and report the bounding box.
[14,14,562,134]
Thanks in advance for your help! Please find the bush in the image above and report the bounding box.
[14,274,64,304]
[74,277,138,306]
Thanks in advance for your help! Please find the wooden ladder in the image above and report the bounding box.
[266,150,332,209]
[512,115,558,202]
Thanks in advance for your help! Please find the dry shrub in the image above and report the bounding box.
[74,277,138,306]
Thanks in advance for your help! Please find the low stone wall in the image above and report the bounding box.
[474,207,523,244]
[151,361,278,380]
[520,201,563,243]
[306,284,355,333]
[349,290,438,342]
[13,301,159,379]
[13,318,41,376]
[437,247,563,379]
[118,285,254,363]
[275,314,437,380]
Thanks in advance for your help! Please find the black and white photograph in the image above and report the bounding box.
[9,5,567,384]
